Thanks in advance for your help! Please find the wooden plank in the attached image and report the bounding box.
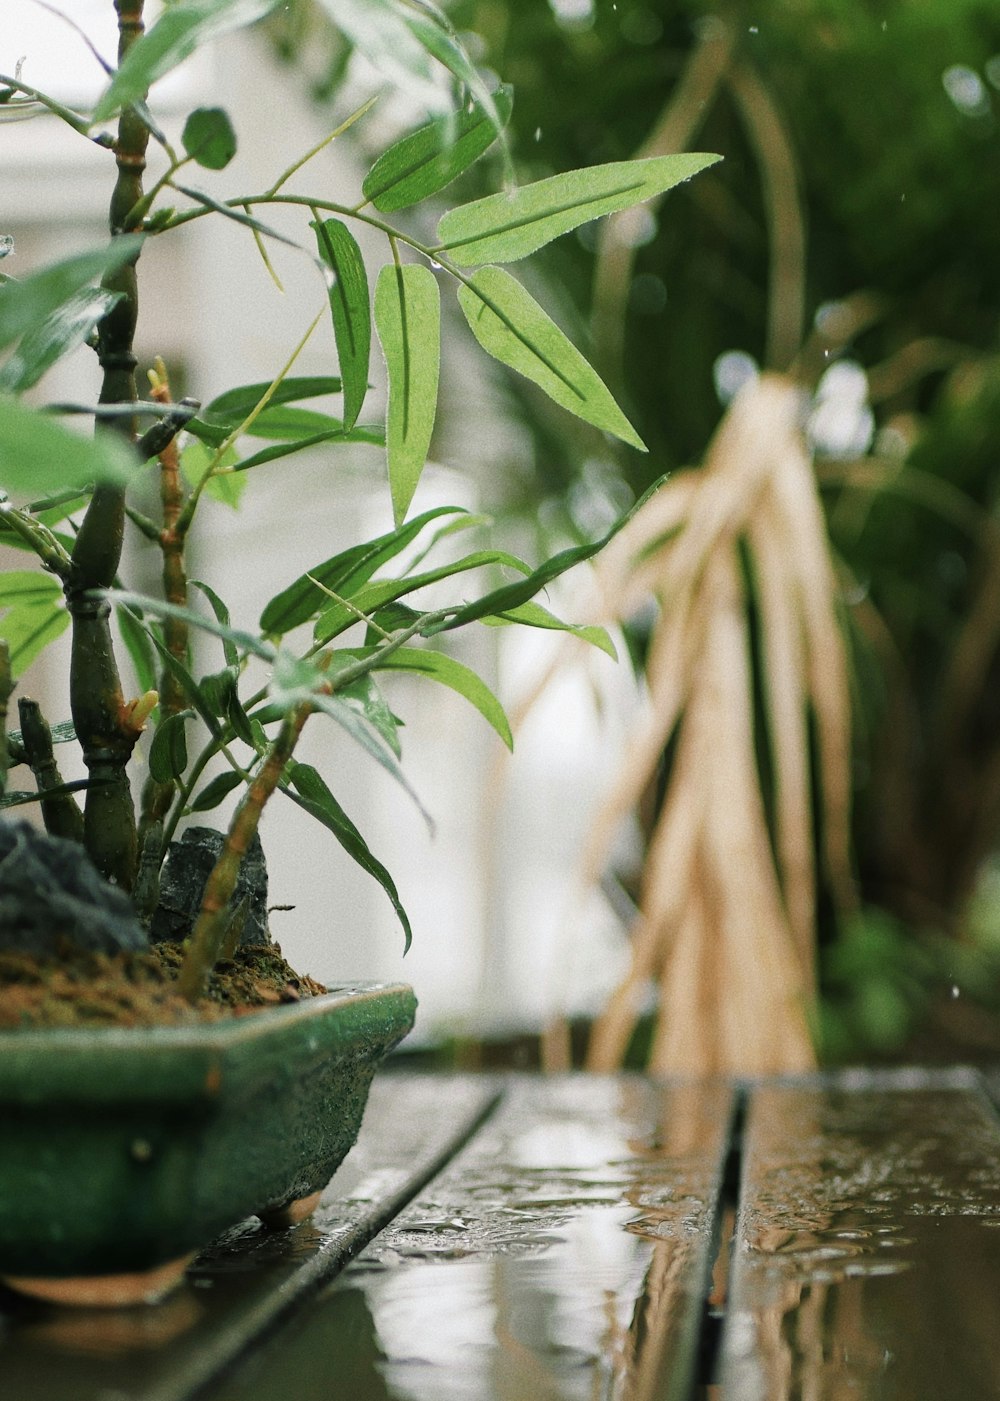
[0,1074,497,1401]
[719,1069,1000,1399]
[209,1074,736,1401]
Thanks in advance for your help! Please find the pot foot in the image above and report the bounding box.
[258,1190,323,1229]
[2,1254,194,1308]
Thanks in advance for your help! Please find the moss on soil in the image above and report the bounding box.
[0,941,326,1030]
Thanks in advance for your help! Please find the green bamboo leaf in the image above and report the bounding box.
[0,572,69,676]
[363,88,513,213]
[109,589,275,662]
[0,401,135,496]
[189,769,244,813]
[268,660,431,828]
[458,266,644,450]
[191,579,238,667]
[261,505,464,636]
[230,406,349,442]
[0,287,121,394]
[144,630,224,741]
[374,263,440,525]
[191,376,344,435]
[149,710,191,783]
[430,475,669,635]
[115,602,159,695]
[482,599,617,658]
[283,761,412,951]
[0,780,91,810]
[312,219,371,430]
[180,440,246,510]
[182,107,237,170]
[314,548,530,643]
[229,426,384,474]
[92,0,282,123]
[437,152,722,266]
[0,237,143,351]
[335,673,401,758]
[345,644,512,748]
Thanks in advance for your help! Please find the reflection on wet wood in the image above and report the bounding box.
[212,1077,736,1401]
[0,1076,498,1401]
[720,1070,1000,1399]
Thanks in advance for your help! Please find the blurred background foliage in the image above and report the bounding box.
[272,0,1000,1062]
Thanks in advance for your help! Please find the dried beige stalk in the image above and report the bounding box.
[582,373,854,1074]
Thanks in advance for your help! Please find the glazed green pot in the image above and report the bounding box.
[0,983,415,1289]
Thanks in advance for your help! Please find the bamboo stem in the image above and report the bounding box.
[178,702,312,1002]
[139,361,192,841]
[67,0,149,890]
[16,698,85,842]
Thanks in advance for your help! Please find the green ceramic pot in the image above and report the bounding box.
[0,983,415,1295]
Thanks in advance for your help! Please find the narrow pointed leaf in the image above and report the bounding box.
[190,769,244,812]
[191,579,238,666]
[430,476,668,634]
[0,287,121,394]
[345,644,512,748]
[375,263,440,525]
[0,238,143,350]
[278,682,431,828]
[149,710,191,784]
[109,590,275,661]
[284,761,412,951]
[188,376,344,442]
[230,426,383,473]
[482,599,617,658]
[92,0,282,123]
[0,401,135,495]
[144,630,224,740]
[115,602,159,695]
[437,152,722,266]
[313,219,370,429]
[459,266,644,449]
[336,673,401,757]
[172,184,301,248]
[363,87,513,213]
[180,440,246,510]
[314,549,531,643]
[260,504,464,635]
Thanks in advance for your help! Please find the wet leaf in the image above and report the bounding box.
[437,152,721,266]
[458,266,644,449]
[363,87,513,213]
[374,262,440,525]
[312,219,370,429]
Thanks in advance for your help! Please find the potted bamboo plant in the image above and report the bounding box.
[0,0,716,1305]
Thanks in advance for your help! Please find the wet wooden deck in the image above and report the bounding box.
[4,1069,1000,1399]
